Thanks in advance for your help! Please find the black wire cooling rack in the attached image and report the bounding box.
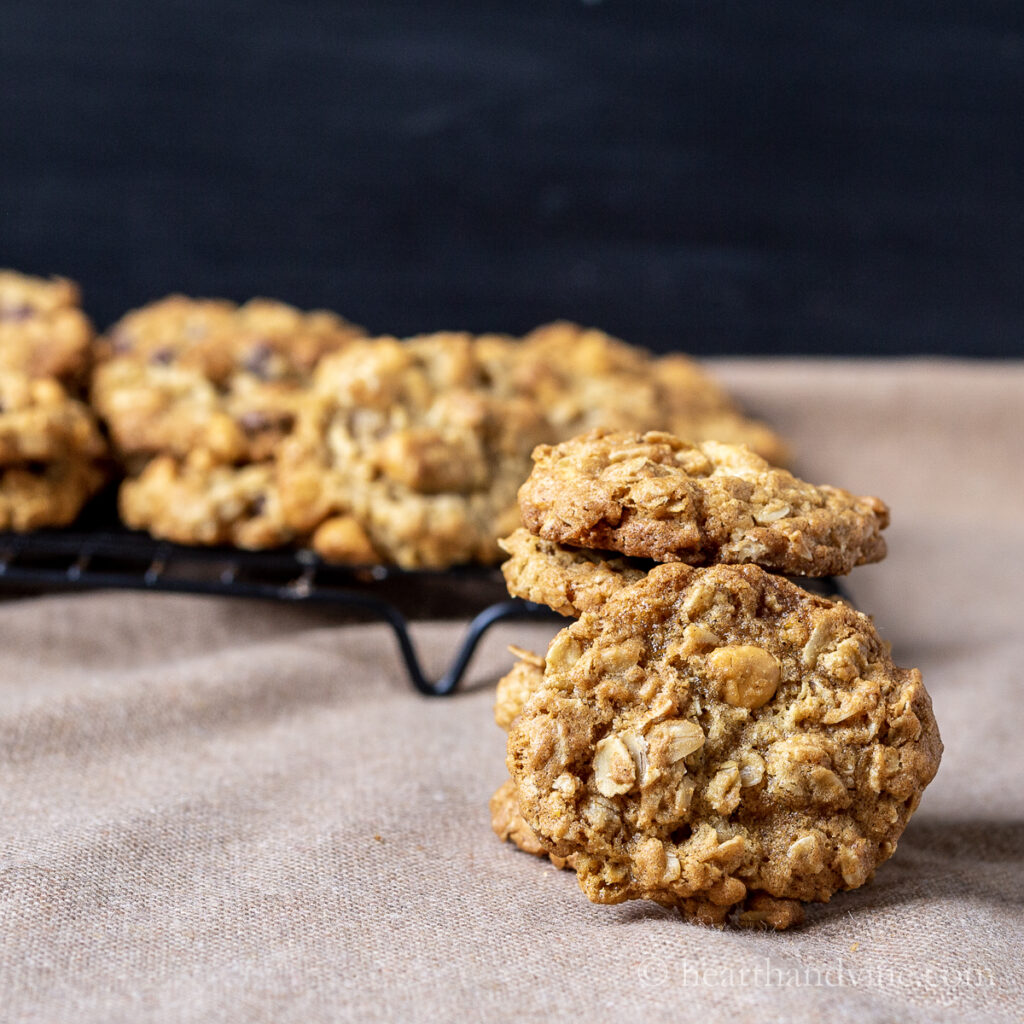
[0,513,561,697]
[0,495,844,697]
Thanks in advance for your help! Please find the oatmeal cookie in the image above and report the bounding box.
[510,323,788,465]
[92,295,364,461]
[490,779,576,870]
[0,459,106,531]
[93,359,309,463]
[0,270,95,383]
[491,652,579,870]
[499,527,649,618]
[519,430,888,576]
[118,452,296,549]
[494,646,547,730]
[276,326,787,569]
[0,372,106,465]
[506,563,941,927]
[276,333,550,567]
[94,295,363,379]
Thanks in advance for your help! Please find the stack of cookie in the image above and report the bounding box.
[0,272,107,530]
[491,429,942,928]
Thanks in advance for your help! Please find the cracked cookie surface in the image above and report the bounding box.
[519,430,889,576]
[506,563,941,927]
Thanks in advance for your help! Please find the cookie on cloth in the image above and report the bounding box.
[492,649,577,870]
[490,779,577,871]
[494,645,547,730]
[518,429,889,576]
[0,270,95,384]
[0,460,106,531]
[506,562,941,928]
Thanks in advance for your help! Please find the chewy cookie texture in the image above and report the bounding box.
[518,430,889,576]
[92,295,365,464]
[492,430,941,929]
[0,271,107,529]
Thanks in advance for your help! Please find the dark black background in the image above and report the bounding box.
[2,1,1022,356]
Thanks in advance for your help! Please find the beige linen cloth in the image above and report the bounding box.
[1,360,1022,1024]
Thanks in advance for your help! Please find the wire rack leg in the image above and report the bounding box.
[377,599,559,697]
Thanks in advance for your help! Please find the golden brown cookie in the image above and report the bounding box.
[511,322,788,465]
[494,646,546,730]
[275,333,550,568]
[93,359,309,464]
[506,563,941,927]
[519,430,888,576]
[490,779,576,870]
[91,295,364,462]
[0,270,95,384]
[499,527,649,617]
[93,295,364,379]
[118,452,295,549]
[0,372,106,466]
[103,317,791,569]
[274,326,786,569]
[0,459,106,531]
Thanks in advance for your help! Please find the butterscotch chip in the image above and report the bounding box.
[499,527,649,617]
[707,645,781,709]
[0,270,95,383]
[0,460,106,531]
[506,563,941,927]
[310,515,379,565]
[518,429,889,576]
